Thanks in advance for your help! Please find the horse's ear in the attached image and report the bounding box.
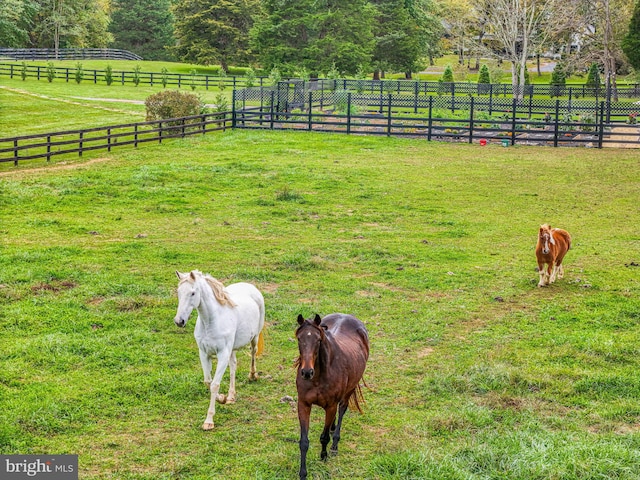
[313,314,322,326]
[176,270,185,280]
[190,271,197,281]
[297,314,305,326]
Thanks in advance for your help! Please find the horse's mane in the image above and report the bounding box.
[181,270,237,307]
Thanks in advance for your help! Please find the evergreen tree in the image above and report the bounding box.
[172,0,258,71]
[370,0,422,78]
[109,0,175,60]
[478,64,490,84]
[622,0,640,71]
[251,0,375,76]
[550,62,567,86]
[442,64,454,82]
[585,63,601,88]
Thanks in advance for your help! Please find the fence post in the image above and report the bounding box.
[270,91,275,130]
[13,139,18,166]
[469,96,474,144]
[308,91,313,131]
[414,82,419,113]
[511,98,517,146]
[598,101,605,148]
[134,124,138,148]
[553,100,560,147]
[231,89,237,129]
[79,132,83,157]
[347,93,352,134]
[107,128,111,152]
[489,84,493,115]
[159,121,163,144]
[427,96,433,142]
[47,135,51,162]
[387,94,392,137]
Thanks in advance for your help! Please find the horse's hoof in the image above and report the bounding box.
[226,396,236,404]
[216,394,227,404]
[249,374,259,381]
[202,422,214,431]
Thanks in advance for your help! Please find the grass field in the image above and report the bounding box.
[0,128,639,479]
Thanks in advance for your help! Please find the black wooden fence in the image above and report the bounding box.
[0,48,142,61]
[0,63,269,89]
[0,112,232,165]
[233,90,640,148]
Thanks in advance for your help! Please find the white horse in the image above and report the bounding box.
[174,270,265,430]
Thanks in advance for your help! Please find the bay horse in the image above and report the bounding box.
[295,313,369,480]
[174,270,265,430]
[535,224,572,287]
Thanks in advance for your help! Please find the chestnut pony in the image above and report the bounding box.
[295,313,369,480]
[535,224,572,287]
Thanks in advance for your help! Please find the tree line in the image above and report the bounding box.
[1,0,639,89]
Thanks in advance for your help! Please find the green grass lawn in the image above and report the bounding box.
[0,77,233,137]
[0,129,639,479]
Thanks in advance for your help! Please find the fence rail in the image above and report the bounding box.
[233,91,639,148]
[0,48,142,61]
[0,112,232,165]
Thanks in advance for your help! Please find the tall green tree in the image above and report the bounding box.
[370,0,423,79]
[0,0,37,47]
[622,0,640,70]
[109,0,175,60]
[251,0,375,76]
[30,0,112,51]
[172,0,257,71]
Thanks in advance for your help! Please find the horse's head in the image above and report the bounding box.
[539,224,555,255]
[174,270,202,327]
[295,314,326,380]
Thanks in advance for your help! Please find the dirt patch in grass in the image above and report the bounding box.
[31,280,77,293]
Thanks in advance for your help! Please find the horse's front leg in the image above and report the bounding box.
[220,351,237,404]
[537,263,548,287]
[298,402,312,480]
[320,404,338,461]
[202,348,231,431]
[549,263,558,283]
[330,401,349,456]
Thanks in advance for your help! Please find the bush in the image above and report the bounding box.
[104,64,113,86]
[478,64,490,84]
[442,64,454,83]
[145,90,204,123]
[586,63,601,89]
[46,62,56,83]
[132,64,141,86]
[20,62,27,81]
[244,67,256,88]
[74,62,84,84]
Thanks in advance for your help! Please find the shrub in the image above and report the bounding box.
[442,64,454,83]
[586,63,601,89]
[145,90,204,123]
[550,62,567,97]
[478,64,490,84]
[160,67,169,88]
[268,66,281,86]
[189,69,198,90]
[244,67,256,88]
[20,62,27,81]
[46,62,56,83]
[217,70,227,91]
[74,62,84,84]
[104,64,113,86]
[132,64,141,86]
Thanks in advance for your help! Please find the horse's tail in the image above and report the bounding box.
[348,381,366,414]
[257,330,265,357]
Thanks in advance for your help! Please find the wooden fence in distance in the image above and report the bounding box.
[0,113,232,166]
[0,48,142,61]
